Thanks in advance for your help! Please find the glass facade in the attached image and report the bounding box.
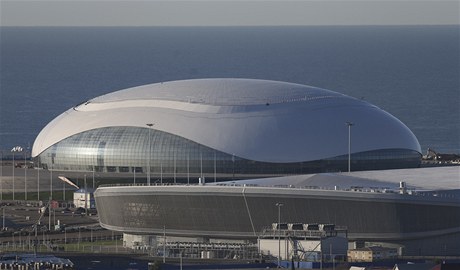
[36,126,421,182]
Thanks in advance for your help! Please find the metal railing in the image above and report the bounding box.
[98,182,459,200]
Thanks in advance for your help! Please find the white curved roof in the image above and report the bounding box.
[32,78,421,162]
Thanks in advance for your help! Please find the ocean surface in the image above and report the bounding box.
[0,26,459,155]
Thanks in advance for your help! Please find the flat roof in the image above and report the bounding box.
[214,166,460,191]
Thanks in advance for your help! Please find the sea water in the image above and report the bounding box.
[0,26,458,154]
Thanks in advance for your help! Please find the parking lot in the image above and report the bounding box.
[0,201,120,245]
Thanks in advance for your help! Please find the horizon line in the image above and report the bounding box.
[1,23,459,28]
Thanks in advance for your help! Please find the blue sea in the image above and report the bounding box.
[0,26,459,154]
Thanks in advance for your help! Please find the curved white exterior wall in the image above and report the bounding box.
[32,78,420,164]
[32,79,421,162]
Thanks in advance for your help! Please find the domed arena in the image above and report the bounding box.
[32,78,421,182]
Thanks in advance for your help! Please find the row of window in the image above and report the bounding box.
[36,126,421,179]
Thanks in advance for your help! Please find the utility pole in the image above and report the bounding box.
[346,122,354,172]
[24,149,27,201]
[275,202,284,268]
[146,123,154,185]
[163,225,166,263]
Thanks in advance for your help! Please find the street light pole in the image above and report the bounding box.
[12,150,15,201]
[24,149,27,201]
[11,146,23,201]
[346,122,354,172]
[232,154,235,180]
[275,202,284,267]
[146,123,154,185]
[163,225,166,263]
[37,163,40,201]
[0,150,2,201]
[50,162,53,200]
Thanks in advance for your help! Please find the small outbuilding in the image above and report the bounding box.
[73,188,95,209]
[348,246,397,262]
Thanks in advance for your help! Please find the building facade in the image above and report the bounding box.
[348,246,398,262]
[32,79,421,181]
[94,177,460,256]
